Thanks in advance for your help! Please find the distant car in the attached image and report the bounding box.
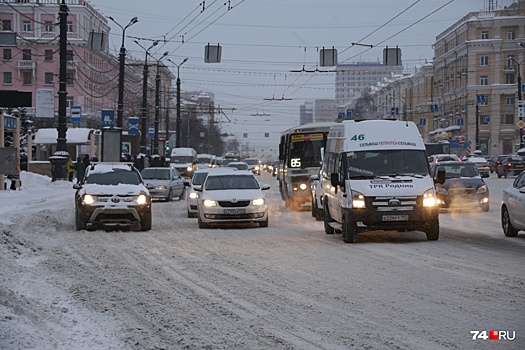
[196,170,270,228]
[73,162,153,231]
[501,170,525,237]
[140,167,185,202]
[219,158,238,167]
[226,161,249,171]
[496,155,525,178]
[430,161,489,212]
[428,153,460,163]
[243,158,260,175]
[185,167,234,218]
[467,156,490,178]
[489,154,509,173]
[309,170,323,221]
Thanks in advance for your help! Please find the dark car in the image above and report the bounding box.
[489,154,509,173]
[430,161,489,212]
[496,155,525,178]
[73,163,153,231]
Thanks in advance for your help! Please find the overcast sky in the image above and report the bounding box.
[86,0,511,156]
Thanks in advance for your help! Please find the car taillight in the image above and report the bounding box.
[507,163,512,167]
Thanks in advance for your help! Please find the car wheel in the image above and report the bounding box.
[76,207,87,231]
[323,198,334,234]
[259,217,269,227]
[179,187,186,200]
[425,219,439,241]
[166,189,173,202]
[141,211,152,231]
[311,195,316,217]
[480,203,489,212]
[187,211,194,218]
[198,215,208,229]
[342,213,356,243]
[501,206,518,237]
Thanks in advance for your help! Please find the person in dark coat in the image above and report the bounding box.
[83,154,90,168]
[75,156,86,184]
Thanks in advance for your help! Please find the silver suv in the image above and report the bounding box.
[73,163,153,231]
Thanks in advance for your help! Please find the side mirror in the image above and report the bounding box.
[183,180,190,186]
[145,183,155,190]
[435,168,446,185]
[194,185,202,192]
[261,184,271,190]
[330,173,341,188]
[73,183,81,190]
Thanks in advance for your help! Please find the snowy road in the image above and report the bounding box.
[1,172,524,349]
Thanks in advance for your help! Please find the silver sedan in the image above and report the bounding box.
[501,170,525,237]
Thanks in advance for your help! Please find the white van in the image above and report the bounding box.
[170,148,198,178]
[320,119,444,243]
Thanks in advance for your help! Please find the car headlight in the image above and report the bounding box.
[187,166,193,172]
[136,194,148,205]
[477,185,488,194]
[203,199,217,207]
[255,166,259,170]
[351,190,365,208]
[299,183,308,191]
[83,194,96,205]
[252,198,265,206]
[189,192,199,199]
[423,188,437,207]
[156,185,167,190]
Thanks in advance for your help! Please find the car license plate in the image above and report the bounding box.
[382,215,408,221]
[224,209,245,215]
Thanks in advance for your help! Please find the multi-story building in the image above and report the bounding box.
[299,99,336,124]
[0,0,144,132]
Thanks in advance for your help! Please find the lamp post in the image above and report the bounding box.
[168,58,188,148]
[153,51,169,155]
[510,57,524,149]
[134,40,158,155]
[108,16,138,128]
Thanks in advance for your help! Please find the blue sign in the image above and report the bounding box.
[449,140,460,149]
[346,109,354,117]
[390,107,399,116]
[3,115,16,130]
[457,118,464,126]
[419,118,426,126]
[148,125,155,137]
[101,109,115,128]
[70,106,81,123]
[430,104,439,113]
[337,112,344,121]
[477,95,487,104]
[128,117,139,135]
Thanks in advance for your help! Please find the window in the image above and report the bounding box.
[45,72,53,85]
[22,71,32,85]
[507,55,515,69]
[3,71,12,84]
[481,30,489,39]
[44,50,53,61]
[22,20,31,32]
[506,96,515,105]
[44,21,53,32]
[66,71,74,85]
[506,73,515,84]
[480,76,488,85]
[503,115,514,124]
[67,21,73,33]
[22,49,31,60]
[479,95,488,106]
[2,19,12,31]
[480,55,488,66]
[3,48,11,60]
[66,50,73,61]
[507,30,515,40]
[66,96,74,109]
[481,115,490,125]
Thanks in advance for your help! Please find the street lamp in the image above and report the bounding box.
[108,16,138,128]
[134,40,158,155]
[153,51,169,155]
[168,58,189,148]
[510,57,524,149]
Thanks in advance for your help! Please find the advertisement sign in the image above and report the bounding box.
[35,89,55,118]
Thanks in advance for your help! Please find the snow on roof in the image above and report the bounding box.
[33,128,94,144]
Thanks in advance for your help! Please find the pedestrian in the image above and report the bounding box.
[67,157,75,182]
[83,154,90,168]
[75,156,86,184]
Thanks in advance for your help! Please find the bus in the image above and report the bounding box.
[278,122,334,208]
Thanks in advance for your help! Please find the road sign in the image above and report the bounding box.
[70,106,81,123]
[519,107,525,118]
[101,109,115,128]
[148,126,155,137]
[128,117,139,135]
[518,100,525,107]
[517,120,525,129]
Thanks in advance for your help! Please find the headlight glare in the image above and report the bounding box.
[423,189,437,207]
[83,194,95,205]
[252,198,265,206]
[203,199,217,207]
[137,194,148,205]
[189,192,199,199]
[187,166,193,172]
[299,183,308,191]
[352,191,365,208]
[156,185,167,190]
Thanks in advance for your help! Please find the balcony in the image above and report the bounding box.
[17,60,35,70]
[67,60,77,69]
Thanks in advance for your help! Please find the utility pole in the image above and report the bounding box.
[517,63,523,149]
[50,0,69,181]
[475,96,480,151]
[153,52,169,155]
[168,58,188,148]
[165,85,170,158]
[134,40,158,155]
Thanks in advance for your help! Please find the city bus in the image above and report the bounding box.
[278,122,334,208]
